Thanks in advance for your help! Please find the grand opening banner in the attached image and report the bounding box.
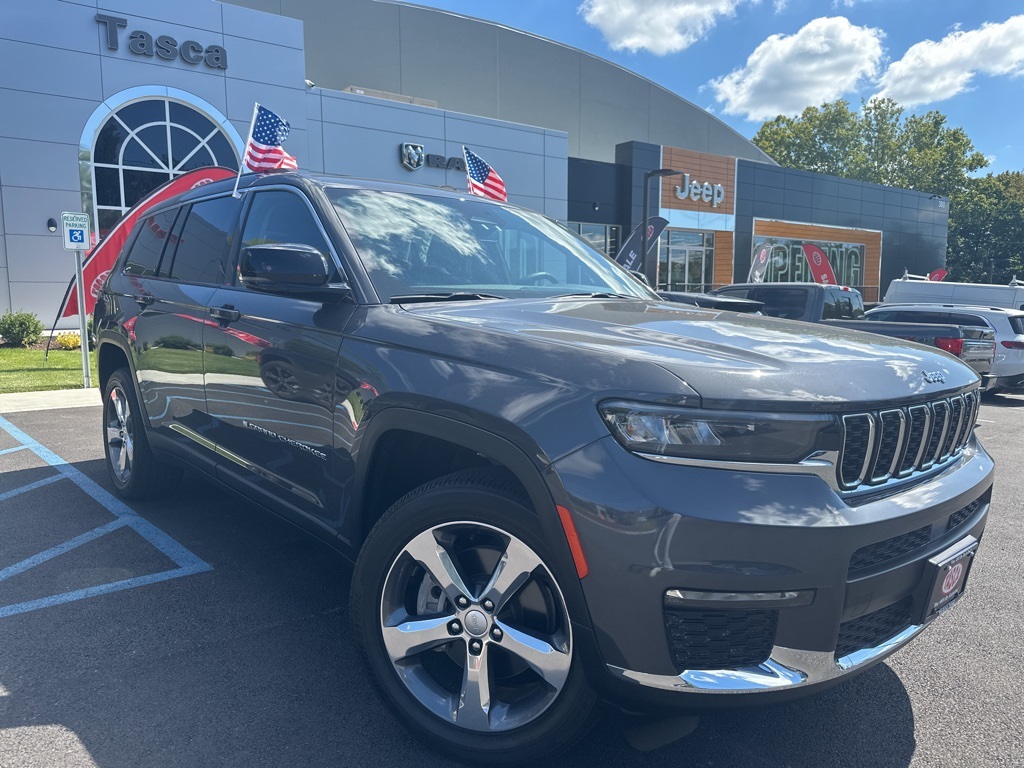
[752,237,865,287]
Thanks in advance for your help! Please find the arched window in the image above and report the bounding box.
[90,98,239,239]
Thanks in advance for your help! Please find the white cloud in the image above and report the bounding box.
[708,17,884,121]
[875,15,1024,107]
[578,0,747,56]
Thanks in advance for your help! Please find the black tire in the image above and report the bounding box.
[102,367,182,499]
[351,468,599,764]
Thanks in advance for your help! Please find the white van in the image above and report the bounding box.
[883,277,1024,310]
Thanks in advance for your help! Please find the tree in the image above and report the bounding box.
[947,172,1024,284]
[752,98,988,198]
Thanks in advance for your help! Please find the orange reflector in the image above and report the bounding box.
[556,505,589,579]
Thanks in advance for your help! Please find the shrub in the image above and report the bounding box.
[54,331,82,350]
[0,311,44,347]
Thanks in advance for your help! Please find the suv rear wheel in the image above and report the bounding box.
[351,468,598,764]
[102,367,182,499]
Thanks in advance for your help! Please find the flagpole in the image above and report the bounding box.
[233,102,259,198]
[461,145,472,196]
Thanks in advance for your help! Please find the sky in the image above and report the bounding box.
[403,0,1024,175]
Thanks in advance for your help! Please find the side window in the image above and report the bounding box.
[166,196,242,285]
[868,311,895,321]
[241,191,331,254]
[948,313,989,328]
[821,292,841,319]
[124,208,179,277]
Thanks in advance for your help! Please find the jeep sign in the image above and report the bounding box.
[674,174,726,208]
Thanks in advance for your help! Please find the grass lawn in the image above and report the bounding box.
[0,346,98,394]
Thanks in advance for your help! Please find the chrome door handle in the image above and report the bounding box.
[134,293,154,308]
[209,305,241,323]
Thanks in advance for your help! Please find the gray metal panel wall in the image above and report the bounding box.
[314,90,567,219]
[223,0,774,166]
[0,0,306,328]
[734,160,950,292]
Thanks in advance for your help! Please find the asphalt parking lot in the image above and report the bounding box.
[0,398,1021,768]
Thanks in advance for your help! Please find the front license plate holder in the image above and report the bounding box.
[918,535,978,623]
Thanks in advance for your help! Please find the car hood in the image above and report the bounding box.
[387,297,979,410]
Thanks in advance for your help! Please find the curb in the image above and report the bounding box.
[0,388,101,414]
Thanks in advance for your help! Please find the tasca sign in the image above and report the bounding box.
[674,173,726,208]
[96,14,228,69]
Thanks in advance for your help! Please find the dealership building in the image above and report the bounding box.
[0,0,950,326]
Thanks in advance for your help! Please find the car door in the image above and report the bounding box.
[203,187,356,533]
[130,195,242,469]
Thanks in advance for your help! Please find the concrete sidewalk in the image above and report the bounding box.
[0,387,100,413]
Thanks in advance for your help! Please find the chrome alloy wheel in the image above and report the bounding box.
[379,521,573,733]
[105,385,135,483]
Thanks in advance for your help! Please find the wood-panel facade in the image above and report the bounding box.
[660,149,736,215]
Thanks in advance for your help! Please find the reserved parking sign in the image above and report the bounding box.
[61,211,90,251]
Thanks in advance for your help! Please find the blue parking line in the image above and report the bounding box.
[0,565,210,619]
[0,474,63,503]
[0,445,27,456]
[0,519,126,582]
[0,415,213,618]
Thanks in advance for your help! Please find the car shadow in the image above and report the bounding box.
[0,460,916,768]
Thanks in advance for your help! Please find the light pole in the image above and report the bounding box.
[641,168,682,287]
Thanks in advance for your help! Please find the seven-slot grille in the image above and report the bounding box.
[839,390,980,490]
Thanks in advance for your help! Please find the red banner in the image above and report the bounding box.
[57,166,237,319]
[801,243,838,285]
[928,268,948,282]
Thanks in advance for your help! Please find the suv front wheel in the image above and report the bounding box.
[351,468,598,763]
[102,367,181,499]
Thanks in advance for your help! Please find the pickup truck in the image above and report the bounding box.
[714,282,996,383]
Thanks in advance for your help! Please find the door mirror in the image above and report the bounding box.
[239,244,346,297]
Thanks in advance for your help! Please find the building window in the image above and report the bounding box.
[753,237,865,289]
[564,222,620,260]
[658,230,714,292]
[90,99,239,240]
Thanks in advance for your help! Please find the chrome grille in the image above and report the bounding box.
[838,390,980,491]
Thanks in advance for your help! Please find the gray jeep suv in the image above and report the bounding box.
[94,171,993,763]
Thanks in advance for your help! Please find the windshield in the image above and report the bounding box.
[326,187,655,302]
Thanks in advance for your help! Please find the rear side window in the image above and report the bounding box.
[946,313,990,328]
[1010,316,1024,334]
[124,208,178,276]
[752,288,810,320]
[868,310,895,321]
[894,311,951,325]
[167,196,242,284]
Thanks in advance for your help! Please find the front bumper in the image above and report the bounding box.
[552,434,993,700]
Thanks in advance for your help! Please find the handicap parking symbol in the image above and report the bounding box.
[69,229,85,244]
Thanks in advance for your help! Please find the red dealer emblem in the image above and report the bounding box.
[942,563,964,595]
[90,269,111,299]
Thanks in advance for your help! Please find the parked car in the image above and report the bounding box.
[867,303,1024,390]
[884,275,1024,310]
[94,172,993,764]
[713,282,996,382]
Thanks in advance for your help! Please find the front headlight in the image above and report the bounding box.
[599,400,837,463]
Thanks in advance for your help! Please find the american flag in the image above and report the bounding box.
[244,104,298,171]
[463,146,507,202]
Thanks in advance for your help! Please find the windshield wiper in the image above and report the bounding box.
[550,292,639,300]
[390,292,507,304]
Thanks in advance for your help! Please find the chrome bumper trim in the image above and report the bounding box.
[607,622,926,694]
